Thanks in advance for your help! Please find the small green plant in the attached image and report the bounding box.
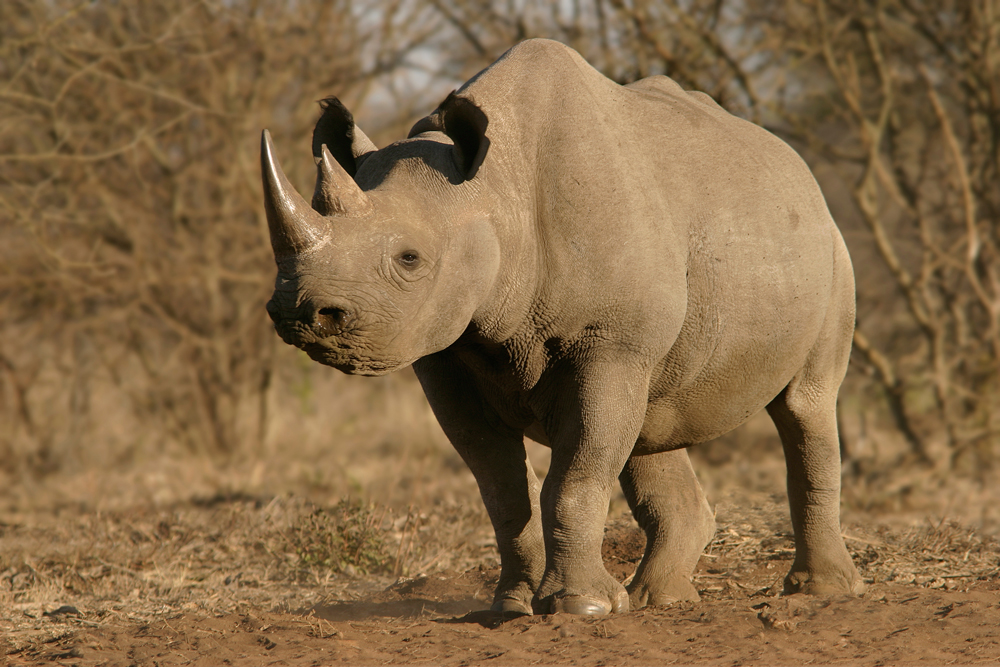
[285,500,391,575]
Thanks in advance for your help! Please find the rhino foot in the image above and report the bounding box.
[490,597,532,617]
[783,567,867,597]
[627,575,700,609]
[535,563,631,616]
[539,589,630,616]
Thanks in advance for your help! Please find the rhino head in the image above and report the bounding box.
[262,96,500,375]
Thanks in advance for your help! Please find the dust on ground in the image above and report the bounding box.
[4,413,1000,665]
[3,485,1000,665]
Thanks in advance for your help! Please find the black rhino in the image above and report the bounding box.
[261,39,865,616]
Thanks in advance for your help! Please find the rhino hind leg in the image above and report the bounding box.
[766,325,866,596]
[619,449,716,609]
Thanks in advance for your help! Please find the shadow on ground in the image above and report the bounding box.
[308,597,489,622]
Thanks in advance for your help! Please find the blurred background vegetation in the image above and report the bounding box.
[0,0,997,512]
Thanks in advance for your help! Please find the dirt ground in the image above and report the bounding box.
[4,419,1000,666]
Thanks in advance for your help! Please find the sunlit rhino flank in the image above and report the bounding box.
[261,39,864,616]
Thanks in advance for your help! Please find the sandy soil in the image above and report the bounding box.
[10,585,1000,666]
[4,485,1000,666]
[4,413,1000,665]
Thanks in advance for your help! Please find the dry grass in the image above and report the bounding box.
[0,492,497,652]
[6,409,1000,653]
[699,507,1000,598]
[4,431,1000,658]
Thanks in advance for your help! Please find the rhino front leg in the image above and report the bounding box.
[619,449,716,608]
[414,353,545,616]
[532,358,648,616]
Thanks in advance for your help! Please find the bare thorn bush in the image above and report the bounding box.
[0,0,450,487]
[1,1,997,502]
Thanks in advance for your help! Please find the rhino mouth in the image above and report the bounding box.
[272,318,406,375]
[301,341,404,376]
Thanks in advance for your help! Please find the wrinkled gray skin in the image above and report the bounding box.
[262,39,865,616]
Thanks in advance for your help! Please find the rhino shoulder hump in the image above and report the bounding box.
[497,38,595,76]
[626,75,686,98]
[685,90,723,109]
[505,38,577,59]
[624,76,725,119]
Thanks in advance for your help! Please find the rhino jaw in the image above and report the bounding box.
[301,340,408,376]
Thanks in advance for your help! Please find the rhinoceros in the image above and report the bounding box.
[261,38,865,616]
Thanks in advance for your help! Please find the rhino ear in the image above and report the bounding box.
[438,93,489,180]
[312,97,377,177]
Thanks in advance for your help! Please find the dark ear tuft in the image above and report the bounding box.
[438,93,489,180]
[313,97,359,177]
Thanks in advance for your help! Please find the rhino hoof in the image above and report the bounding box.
[783,570,867,597]
[491,597,532,617]
[553,596,609,615]
[551,591,629,616]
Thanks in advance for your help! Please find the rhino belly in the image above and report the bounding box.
[634,369,791,455]
[634,278,830,454]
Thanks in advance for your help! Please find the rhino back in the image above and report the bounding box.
[456,40,851,445]
[618,76,851,446]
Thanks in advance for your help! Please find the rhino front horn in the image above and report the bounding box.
[261,129,329,258]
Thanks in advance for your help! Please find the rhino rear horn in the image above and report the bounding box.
[260,129,330,259]
[313,143,374,217]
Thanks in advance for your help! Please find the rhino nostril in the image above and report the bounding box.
[317,306,352,334]
[318,306,348,321]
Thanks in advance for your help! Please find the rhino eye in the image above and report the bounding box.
[396,251,421,269]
